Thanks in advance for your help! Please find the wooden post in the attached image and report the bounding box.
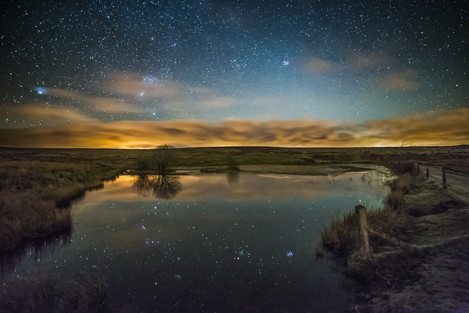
[355,205,371,259]
[426,167,429,179]
[442,167,447,189]
[417,163,420,175]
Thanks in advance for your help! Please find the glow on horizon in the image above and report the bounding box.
[0,108,467,148]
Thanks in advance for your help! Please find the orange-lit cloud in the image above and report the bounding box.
[0,108,467,148]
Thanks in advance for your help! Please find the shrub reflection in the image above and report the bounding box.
[132,174,182,199]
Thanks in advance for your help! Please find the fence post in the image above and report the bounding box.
[355,205,371,259]
[416,163,420,175]
[426,167,429,179]
[442,167,447,189]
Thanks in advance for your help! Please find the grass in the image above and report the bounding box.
[385,173,411,211]
[0,161,118,252]
[321,206,403,259]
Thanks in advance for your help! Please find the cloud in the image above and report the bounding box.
[104,73,180,98]
[303,51,390,75]
[302,52,421,92]
[303,57,340,74]
[0,108,467,148]
[0,104,95,126]
[375,69,420,91]
[346,51,391,71]
[104,72,238,110]
[47,87,143,113]
[38,73,240,118]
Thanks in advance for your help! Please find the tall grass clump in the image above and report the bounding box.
[227,157,240,171]
[321,210,359,258]
[394,161,416,176]
[321,207,402,260]
[386,174,411,211]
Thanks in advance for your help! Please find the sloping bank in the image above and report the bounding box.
[319,162,469,312]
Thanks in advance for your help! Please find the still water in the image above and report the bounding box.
[3,168,391,312]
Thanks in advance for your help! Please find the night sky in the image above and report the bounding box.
[0,0,468,147]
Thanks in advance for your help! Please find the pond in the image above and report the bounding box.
[1,167,392,312]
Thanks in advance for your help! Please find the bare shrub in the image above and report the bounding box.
[153,144,174,174]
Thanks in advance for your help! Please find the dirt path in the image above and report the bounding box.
[358,170,469,312]
[424,165,469,203]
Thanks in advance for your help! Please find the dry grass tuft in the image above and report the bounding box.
[321,207,403,259]
[385,174,411,211]
[321,210,359,258]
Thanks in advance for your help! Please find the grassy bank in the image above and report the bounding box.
[319,161,469,312]
[0,160,119,252]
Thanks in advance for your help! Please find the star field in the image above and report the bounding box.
[0,0,467,146]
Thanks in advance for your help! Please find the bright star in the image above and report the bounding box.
[34,87,47,95]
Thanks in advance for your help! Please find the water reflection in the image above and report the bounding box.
[0,227,71,274]
[226,170,240,184]
[1,168,393,313]
[132,174,182,199]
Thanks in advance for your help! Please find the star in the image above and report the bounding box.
[34,87,48,95]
